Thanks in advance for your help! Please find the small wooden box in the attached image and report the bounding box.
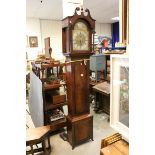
[53,94,66,104]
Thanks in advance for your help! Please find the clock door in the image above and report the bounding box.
[72,21,90,51]
[74,61,89,115]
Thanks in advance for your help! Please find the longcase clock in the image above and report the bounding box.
[62,7,96,149]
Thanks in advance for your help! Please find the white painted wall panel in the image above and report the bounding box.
[26,18,42,60]
[26,18,112,60]
[100,23,112,38]
[40,20,64,60]
[95,22,112,38]
[95,22,101,35]
[62,0,83,18]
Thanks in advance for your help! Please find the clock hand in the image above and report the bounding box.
[80,39,82,46]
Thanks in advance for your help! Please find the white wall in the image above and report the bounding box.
[62,0,83,18]
[26,18,42,60]
[26,18,64,61]
[95,22,112,38]
[26,18,112,60]
[40,19,63,60]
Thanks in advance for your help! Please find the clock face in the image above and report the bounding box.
[72,22,89,51]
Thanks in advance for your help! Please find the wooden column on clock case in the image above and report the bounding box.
[62,7,95,149]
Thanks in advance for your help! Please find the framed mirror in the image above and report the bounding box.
[110,55,129,141]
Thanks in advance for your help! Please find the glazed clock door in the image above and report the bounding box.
[74,62,89,115]
[72,21,89,51]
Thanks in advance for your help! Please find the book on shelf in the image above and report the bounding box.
[50,109,65,122]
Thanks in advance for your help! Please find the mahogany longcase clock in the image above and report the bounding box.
[62,7,95,149]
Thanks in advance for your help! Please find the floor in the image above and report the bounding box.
[49,109,115,155]
[26,98,116,155]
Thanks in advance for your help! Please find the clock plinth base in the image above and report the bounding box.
[67,114,93,149]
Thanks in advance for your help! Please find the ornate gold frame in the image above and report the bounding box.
[29,36,38,48]
[122,0,129,44]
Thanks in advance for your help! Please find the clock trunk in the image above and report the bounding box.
[66,56,90,116]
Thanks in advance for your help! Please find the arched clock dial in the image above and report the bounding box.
[72,21,89,51]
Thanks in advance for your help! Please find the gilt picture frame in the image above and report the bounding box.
[29,36,38,48]
[122,0,129,44]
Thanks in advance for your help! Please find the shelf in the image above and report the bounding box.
[44,90,66,111]
[45,102,67,111]
[43,83,61,91]
[41,63,60,69]
[104,50,126,55]
[48,117,67,132]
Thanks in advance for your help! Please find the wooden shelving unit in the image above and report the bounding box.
[31,60,67,131]
[43,82,67,128]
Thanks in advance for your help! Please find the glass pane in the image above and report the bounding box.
[119,65,129,127]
